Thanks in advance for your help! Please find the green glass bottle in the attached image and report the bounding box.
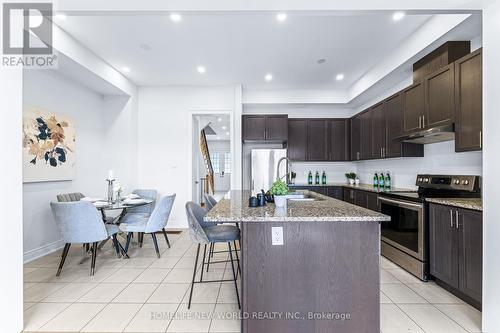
[322,171,327,185]
[315,171,320,185]
[308,171,313,185]
[379,172,385,189]
[385,172,391,190]
[373,173,379,188]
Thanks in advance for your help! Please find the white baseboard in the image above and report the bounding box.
[24,239,65,264]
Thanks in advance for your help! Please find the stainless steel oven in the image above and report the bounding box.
[378,196,428,280]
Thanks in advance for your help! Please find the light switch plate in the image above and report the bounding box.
[271,227,284,245]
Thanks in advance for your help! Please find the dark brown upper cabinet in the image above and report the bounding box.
[455,48,482,152]
[329,119,350,161]
[307,119,329,161]
[242,114,288,142]
[403,81,425,133]
[424,62,455,128]
[360,111,372,160]
[350,115,362,161]
[287,119,307,161]
[370,101,386,159]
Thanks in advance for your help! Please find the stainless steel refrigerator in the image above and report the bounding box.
[251,149,287,192]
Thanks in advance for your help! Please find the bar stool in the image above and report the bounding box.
[185,201,241,309]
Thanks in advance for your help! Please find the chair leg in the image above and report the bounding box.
[228,242,241,309]
[90,242,98,276]
[85,243,89,252]
[111,235,121,258]
[162,228,171,248]
[151,233,161,258]
[206,243,213,272]
[188,244,201,310]
[200,244,207,282]
[139,232,144,248]
[56,243,71,277]
[116,237,130,259]
[233,240,241,276]
[125,233,132,254]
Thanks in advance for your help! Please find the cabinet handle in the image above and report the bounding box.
[422,115,425,128]
[450,209,454,228]
[479,130,482,149]
[418,116,422,129]
[456,210,459,229]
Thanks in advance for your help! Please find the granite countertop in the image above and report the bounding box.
[204,190,391,223]
[426,198,482,211]
[289,182,416,194]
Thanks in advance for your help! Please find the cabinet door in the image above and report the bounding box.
[354,190,368,208]
[429,204,459,289]
[360,111,372,160]
[366,192,379,211]
[350,116,362,161]
[385,93,403,158]
[242,115,266,141]
[330,119,349,161]
[343,189,355,204]
[425,63,455,128]
[307,119,329,161]
[455,49,482,152]
[287,119,307,161]
[266,115,288,141]
[371,102,386,159]
[326,186,343,200]
[458,208,482,303]
[403,81,425,133]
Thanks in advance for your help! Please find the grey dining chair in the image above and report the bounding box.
[203,193,217,210]
[122,189,158,246]
[120,194,176,258]
[50,201,127,276]
[56,192,85,202]
[185,201,241,309]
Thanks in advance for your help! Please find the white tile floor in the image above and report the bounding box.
[23,231,482,333]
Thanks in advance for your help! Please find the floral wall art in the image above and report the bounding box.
[22,105,76,182]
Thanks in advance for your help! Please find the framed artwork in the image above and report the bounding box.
[22,105,76,182]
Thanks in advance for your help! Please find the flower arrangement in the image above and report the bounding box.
[345,172,357,180]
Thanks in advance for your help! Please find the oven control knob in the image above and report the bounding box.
[454,179,460,185]
[423,178,429,183]
[418,177,423,182]
[463,180,470,185]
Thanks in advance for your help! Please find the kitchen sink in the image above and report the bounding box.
[286,192,323,201]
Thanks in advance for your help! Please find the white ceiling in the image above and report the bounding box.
[55,13,436,89]
[198,114,231,141]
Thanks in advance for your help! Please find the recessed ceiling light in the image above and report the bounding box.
[217,117,222,122]
[335,73,344,81]
[197,66,206,73]
[226,131,230,135]
[170,13,182,22]
[276,13,287,22]
[393,12,405,21]
[265,73,273,82]
[122,66,131,73]
[55,13,67,20]
[222,126,227,130]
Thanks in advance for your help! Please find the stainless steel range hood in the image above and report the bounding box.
[395,123,455,144]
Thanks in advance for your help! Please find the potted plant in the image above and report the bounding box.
[345,172,357,185]
[270,179,289,208]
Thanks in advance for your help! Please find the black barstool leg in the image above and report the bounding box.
[233,240,241,276]
[111,235,121,258]
[125,233,132,254]
[85,243,89,252]
[162,228,171,248]
[200,244,207,282]
[228,242,241,309]
[56,243,71,277]
[139,232,144,248]
[206,243,214,272]
[90,242,98,276]
[151,233,161,258]
[188,244,201,309]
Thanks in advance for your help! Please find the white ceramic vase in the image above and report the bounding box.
[274,195,286,208]
[348,179,355,185]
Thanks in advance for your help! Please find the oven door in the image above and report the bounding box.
[378,196,425,261]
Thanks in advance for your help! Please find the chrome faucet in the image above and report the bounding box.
[277,157,292,183]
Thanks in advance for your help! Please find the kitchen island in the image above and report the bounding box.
[204,190,390,333]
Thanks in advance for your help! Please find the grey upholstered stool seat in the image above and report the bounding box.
[185,201,241,309]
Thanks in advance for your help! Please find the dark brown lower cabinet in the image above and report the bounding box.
[429,203,482,308]
[343,189,355,204]
[366,192,379,211]
[342,188,379,211]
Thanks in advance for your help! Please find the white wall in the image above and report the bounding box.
[482,2,500,331]
[137,85,241,228]
[22,70,135,262]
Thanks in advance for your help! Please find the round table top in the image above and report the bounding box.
[94,198,153,210]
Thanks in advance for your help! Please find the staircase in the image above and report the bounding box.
[199,129,215,195]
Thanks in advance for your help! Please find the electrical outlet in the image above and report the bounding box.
[271,227,284,245]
